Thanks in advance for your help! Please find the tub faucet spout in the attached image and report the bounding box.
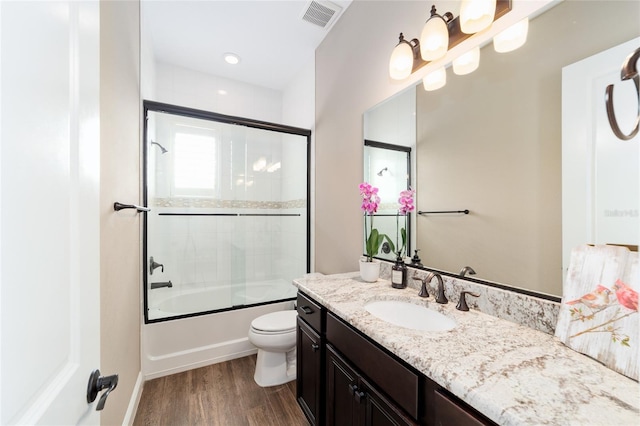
[151,281,173,290]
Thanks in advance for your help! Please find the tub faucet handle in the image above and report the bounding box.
[150,256,164,275]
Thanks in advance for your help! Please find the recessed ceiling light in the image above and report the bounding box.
[218,89,227,95]
[223,53,240,65]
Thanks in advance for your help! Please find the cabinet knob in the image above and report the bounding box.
[311,343,320,351]
[348,383,358,395]
[354,390,366,404]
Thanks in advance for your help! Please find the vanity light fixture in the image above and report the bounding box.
[388,0,511,82]
[452,46,480,75]
[420,6,453,61]
[423,67,447,91]
[493,17,529,53]
[460,0,497,34]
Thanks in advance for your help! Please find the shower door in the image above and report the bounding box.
[143,101,310,322]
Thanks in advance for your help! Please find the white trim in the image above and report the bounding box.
[122,371,144,426]
[144,341,257,381]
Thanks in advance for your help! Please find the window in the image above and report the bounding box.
[173,132,217,192]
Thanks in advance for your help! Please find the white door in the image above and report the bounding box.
[1,1,102,424]
[562,37,640,276]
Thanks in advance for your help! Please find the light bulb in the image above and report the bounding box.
[420,14,449,61]
[453,46,480,75]
[423,67,447,91]
[389,36,414,80]
[460,0,496,34]
[494,18,529,53]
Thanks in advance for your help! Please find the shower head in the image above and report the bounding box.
[377,167,388,176]
[151,141,168,154]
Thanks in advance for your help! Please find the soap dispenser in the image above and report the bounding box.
[410,249,423,267]
[391,251,407,289]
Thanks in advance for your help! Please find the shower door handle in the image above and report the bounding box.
[87,369,118,411]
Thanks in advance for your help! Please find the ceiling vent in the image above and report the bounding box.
[301,1,343,29]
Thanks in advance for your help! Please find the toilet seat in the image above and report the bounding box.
[250,310,297,333]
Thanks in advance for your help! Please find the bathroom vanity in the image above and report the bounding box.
[294,273,639,425]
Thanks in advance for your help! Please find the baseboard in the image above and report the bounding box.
[122,371,144,425]
[143,342,258,380]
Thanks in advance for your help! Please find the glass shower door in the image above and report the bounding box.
[143,102,310,322]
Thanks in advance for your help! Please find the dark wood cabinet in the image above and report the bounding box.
[296,291,496,426]
[433,389,493,426]
[326,344,417,426]
[297,318,323,425]
[296,292,325,425]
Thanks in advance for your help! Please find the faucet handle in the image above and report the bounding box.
[456,291,480,311]
[412,274,429,298]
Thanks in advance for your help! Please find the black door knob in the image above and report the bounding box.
[87,369,119,411]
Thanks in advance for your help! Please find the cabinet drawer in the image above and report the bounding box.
[433,389,495,426]
[326,312,420,420]
[297,292,323,332]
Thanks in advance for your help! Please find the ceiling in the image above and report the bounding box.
[143,0,353,91]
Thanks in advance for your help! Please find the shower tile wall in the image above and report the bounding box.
[147,126,307,299]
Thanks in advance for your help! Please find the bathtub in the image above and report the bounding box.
[148,278,296,320]
[142,279,297,379]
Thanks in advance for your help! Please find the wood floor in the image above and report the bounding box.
[133,355,309,426]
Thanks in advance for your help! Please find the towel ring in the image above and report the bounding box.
[604,47,640,141]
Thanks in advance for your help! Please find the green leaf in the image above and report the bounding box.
[366,228,380,258]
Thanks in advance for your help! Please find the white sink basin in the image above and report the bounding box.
[364,300,456,332]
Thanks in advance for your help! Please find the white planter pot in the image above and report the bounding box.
[359,259,380,282]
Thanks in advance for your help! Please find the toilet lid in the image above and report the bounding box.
[251,310,298,333]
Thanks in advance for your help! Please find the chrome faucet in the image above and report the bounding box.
[459,266,476,278]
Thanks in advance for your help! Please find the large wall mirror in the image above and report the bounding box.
[364,0,639,298]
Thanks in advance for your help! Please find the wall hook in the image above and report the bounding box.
[604,47,640,141]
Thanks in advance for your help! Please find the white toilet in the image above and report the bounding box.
[248,310,298,387]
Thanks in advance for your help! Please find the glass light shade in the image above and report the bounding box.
[423,67,447,91]
[460,0,496,34]
[420,15,449,61]
[493,18,529,53]
[389,41,414,80]
[452,46,480,75]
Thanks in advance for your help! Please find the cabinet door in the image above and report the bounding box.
[361,377,418,426]
[326,345,360,426]
[297,318,323,425]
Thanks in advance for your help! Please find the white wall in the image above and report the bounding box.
[283,60,315,271]
[153,61,283,124]
[100,1,142,424]
[315,0,430,273]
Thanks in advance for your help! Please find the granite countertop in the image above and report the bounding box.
[293,273,640,426]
